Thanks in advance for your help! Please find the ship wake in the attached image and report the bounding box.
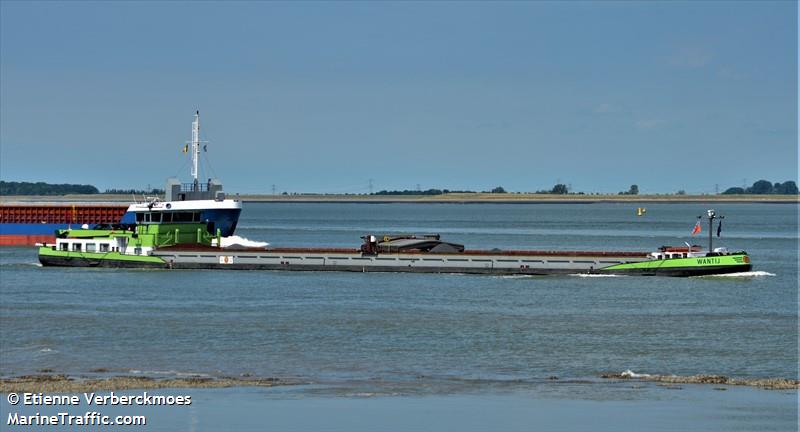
[699,271,775,278]
[219,235,269,248]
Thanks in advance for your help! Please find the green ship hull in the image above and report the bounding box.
[38,246,167,268]
[599,254,751,276]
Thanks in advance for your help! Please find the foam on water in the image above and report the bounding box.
[220,235,269,248]
[620,370,652,378]
[570,273,623,278]
[700,271,776,278]
[0,262,43,268]
[128,369,212,378]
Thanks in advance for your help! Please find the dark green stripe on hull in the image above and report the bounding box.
[599,254,751,277]
[39,255,167,269]
[603,264,752,277]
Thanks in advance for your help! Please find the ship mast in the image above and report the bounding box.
[705,209,724,252]
[191,111,201,190]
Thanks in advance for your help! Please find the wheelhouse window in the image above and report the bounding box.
[86,243,96,253]
[72,243,82,252]
[99,243,110,252]
[136,211,201,224]
[172,212,201,223]
[136,212,164,223]
[60,243,68,251]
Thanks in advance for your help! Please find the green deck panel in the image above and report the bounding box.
[55,223,216,248]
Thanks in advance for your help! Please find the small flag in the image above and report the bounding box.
[717,220,722,237]
[182,144,189,154]
[691,220,702,236]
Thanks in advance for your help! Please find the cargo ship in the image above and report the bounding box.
[38,209,752,277]
[1,112,241,246]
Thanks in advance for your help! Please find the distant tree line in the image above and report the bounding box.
[722,180,798,195]
[532,183,584,195]
[0,181,166,196]
[102,188,165,195]
[365,181,798,196]
[0,181,99,195]
[534,184,567,194]
[619,184,639,195]
[374,189,467,196]
[374,184,592,195]
[372,186,510,195]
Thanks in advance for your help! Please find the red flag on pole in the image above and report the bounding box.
[691,220,702,236]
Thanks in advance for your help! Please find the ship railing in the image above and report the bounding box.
[180,183,209,192]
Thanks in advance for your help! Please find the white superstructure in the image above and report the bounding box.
[126,198,242,214]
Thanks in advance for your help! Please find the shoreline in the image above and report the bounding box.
[4,382,794,432]
[1,193,798,204]
[0,374,296,394]
[2,372,796,393]
[600,371,799,390]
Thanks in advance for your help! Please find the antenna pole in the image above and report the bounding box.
[705,209,723,252]
[708,213,714,252]
[191,111,200,190]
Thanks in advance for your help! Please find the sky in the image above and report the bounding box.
[1,1,797,194]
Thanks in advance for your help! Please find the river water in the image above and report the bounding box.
[0,202,796,429]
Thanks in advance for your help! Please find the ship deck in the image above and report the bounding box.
[151,245,650,275]
[158,244,648,258]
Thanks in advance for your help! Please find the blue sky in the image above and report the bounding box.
[1,1,796,194]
